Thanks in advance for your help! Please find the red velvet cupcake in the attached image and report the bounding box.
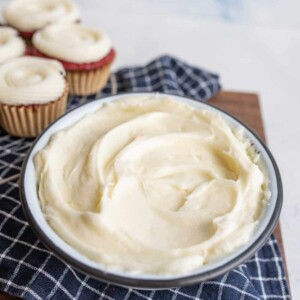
[2,0,80,45]
[32,24,115,96]
[0,56,68,137]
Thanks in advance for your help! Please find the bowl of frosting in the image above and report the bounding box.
[20,93,282,288]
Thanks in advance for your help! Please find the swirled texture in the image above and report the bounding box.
[0,56,66,105]
[0,27,25,64]
[35,95,267,275]
[33,24,112,63]
[3,0,79,32]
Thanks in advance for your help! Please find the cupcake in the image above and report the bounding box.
[0,27,26,64]
[2,0,80,44]
[0,56,68,137]
[32,24,115,96]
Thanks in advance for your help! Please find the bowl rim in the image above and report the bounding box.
[19,92,283,289]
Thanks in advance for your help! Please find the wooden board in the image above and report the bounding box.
[0,91,288,300]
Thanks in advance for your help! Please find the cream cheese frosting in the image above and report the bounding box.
[33,24,112,63]
[0,56,66,105]
[0,27,25,64]
[3,0,79,32]
[34,95,267,275]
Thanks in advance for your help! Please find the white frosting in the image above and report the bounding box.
[0,56,66,105]
[0,27,25,64]
[34,95,267,275]
[33,24,112,63]
[3,0,80,32]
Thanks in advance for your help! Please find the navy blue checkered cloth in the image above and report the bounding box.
[0,55,290,299]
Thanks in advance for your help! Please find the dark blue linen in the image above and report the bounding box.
[0,55,290,299]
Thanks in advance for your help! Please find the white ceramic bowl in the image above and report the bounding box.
[20,92,283,289]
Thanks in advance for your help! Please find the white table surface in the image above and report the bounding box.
[1,0,299,298]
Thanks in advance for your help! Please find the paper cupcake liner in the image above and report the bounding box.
[66,61,112,96]
[0,85,68,138]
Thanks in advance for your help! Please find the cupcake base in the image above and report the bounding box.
[0,85,68,138]
[66,61,112,96]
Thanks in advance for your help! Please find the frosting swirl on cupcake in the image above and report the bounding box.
[3,0,79,32]
[0,27,25,64]
[33,24,112,63]
[0,56,66,105]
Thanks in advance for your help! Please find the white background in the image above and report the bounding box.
[1,0,300,298]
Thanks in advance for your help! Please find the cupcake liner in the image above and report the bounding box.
[66,61,112,96]
[0,85,68,138]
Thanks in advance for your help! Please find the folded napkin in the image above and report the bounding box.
[0,55,290,300]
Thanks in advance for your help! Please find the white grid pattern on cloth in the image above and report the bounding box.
[4,239,40,292]
[0,56,290,300]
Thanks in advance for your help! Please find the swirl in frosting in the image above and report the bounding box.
[3,0,79,32]
[0,27,25,64]
[33,24,112,63]
[34,95,267,275]
[0,56,66,105]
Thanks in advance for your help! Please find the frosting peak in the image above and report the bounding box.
[0,27,25,64]
[3,0,80,32]
[33,24,112,63]
[0,56,66,105]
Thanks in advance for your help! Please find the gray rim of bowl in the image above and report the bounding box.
[19,92,283,289]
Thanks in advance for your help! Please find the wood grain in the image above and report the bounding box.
[0,91,288,299]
